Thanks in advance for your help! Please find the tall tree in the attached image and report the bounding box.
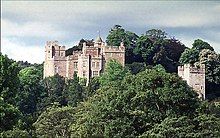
[34,106,75,138]
[106,25,139,64]
[0,54,20,105]
[71,68,200,137]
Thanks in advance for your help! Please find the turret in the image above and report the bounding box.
[44,41,66,78]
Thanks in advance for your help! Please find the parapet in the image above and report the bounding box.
[46,40,59,46]
[178,64,205,73]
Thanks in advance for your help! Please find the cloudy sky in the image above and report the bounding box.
[1,1,220,63]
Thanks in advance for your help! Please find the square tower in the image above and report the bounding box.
[178,64,205,99]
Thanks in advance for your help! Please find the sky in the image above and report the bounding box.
[1,1,220,63]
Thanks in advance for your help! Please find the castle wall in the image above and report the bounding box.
[104,42,125,67]
[44,38,125,85]
[178,64,205,99]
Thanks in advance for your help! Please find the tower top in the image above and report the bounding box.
[95,36,103,43]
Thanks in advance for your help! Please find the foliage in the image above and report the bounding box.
[70,67,200,137]
[65,39,94,56]
[33,106,75,138]
[64,73,84,107]
[106,25,139,64]
[126,62,147,74]
[140,115,220,138]
[99,60,129,87]
[179,40,220,98]
[134,31,185,72]
[0,54,20,105]
[18,66,44,115]
[37,74,66,112]
[192,39,214,51]
[0,128,29,138]
[0,97,22,132]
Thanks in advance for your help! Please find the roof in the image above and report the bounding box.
[95,36,103,43]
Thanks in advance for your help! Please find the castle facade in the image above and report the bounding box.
[178,64,206,99]
[44,36,125,83]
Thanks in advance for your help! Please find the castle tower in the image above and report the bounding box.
[103,41,125,67]
[178,64,206,99]
[44,41,66,78]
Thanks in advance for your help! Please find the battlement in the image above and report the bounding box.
[104,43,125,53]
[46,41,66,51]
[178,64,205,73]
[44,35,125,85]
[178,64,206,99]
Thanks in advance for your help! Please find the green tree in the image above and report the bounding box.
[192,39,214,51]
[18,66,44,115]
[71,68,200,137]
[106,25,139,64]
[140,115,220,138]
[0,97,22,132]
[37,74,66,112]
[64,73,84,107]
[0,54,20,105]
[145,29,167,39]
[179,40,220,99]
[99,60,129,87]
[134,32,185,72]
[34,106,75,138]
[0,128,29,138]
[179,39,215,65]
[179,48,200,64]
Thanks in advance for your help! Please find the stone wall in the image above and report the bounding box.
[44,37,125,84]
[178,64,205,99]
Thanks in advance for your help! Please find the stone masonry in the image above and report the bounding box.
[44,36,125,84]
[178,64,206,99]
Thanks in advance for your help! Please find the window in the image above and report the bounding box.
[92,62,95,67]
[61,52,63,56]
[93,71,98,77]
[96,62,99,68]
[83,61,86,67]
[74,62,78,69]
[55,66,59,73]
[83,71,86,77]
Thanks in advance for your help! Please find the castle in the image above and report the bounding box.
[178,64,206,99]
[43,35,205,99]
[43,36,125,84]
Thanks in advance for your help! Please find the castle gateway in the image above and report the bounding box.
[44,36,125,83]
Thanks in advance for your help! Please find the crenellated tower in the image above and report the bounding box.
[178,64,206,99]
[43,35,125,85]
[44,41,66,78]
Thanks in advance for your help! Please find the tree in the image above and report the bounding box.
[140,115,220,137]
[37,74,66,112]
[99,60,129,87]
[106,25,139,64]
[18,66,44,115]
[179,40,220,99]
[0,54,20,105]
[71,68,200,137]
[179,48,200,64]
[126,62,147,74]
[179,39,215,65]
[192,39,214,51]
[134,31,186,72]
[64,73,84,107]
[0,128,29,138]
[0,97,22,132]
[145,29,167,40]
[34,106,75,138]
